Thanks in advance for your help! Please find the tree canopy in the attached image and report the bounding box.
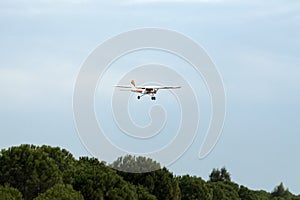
[111,155,161,173]
[209,167,231,182]
[33,184,84,200]
[0,184,23,200]
[178,175,211,200]
[0,144,299,200]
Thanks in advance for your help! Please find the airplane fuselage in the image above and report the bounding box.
[132,88,157,95]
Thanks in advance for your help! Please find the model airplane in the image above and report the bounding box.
[114,80,181,100]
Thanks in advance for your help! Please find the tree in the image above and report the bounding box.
[238,185,269,200]
[37,145,76,185]
[34,184,84,200]
[211,185,226,200]
[73,157,138,200]
[151,168,181,200]
[209,182,240,200]
[113,155,158,193]
[209,167,231,182]
[209,168,221,182]
[136,185,157,200]
[178,175,212,200]
[271,182,291,199]
[0,184,23,200]
[208,168,239,200]
[252,190,271,200]
[239,185,251,200]
[0,144,63,200]
[111,155,161,173]
[221,167,231,182]
[113,156,180,200]
[2,144,300,200]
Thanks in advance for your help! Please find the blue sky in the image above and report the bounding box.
[0,0,300,194]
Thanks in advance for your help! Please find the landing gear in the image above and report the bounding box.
[137,95,156,100]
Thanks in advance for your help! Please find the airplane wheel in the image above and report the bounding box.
[137,96,140,99]
[151,96,156,100]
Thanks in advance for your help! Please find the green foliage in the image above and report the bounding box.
[0,144,63,200]
[253,190,272,200]
[117,167,180,199]
[211,184,226,200]
[239,185,257,200]
[292,195,300,200]
[151,168,180,200]
[271,182,293,200]
[209,167,231,182]
[209,181,240,200]
[33,184,83,200]
[37,146,76,185]
[113,155,180,200]
[178,175,212,200]
[73,157,138,200]
[136,185,157,200]
[1,144,300,200]
[111,155,161,173]
[208,167,239,200]
[238,185,271,200]
[0,184,23,200]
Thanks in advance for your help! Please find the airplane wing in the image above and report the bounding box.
[114,82,180,90]
[155,86,181,89]
[136,86,181,89]
[114,85,132,88]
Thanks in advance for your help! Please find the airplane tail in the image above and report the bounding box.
[130,80,136,89]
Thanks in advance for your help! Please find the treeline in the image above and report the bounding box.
[0,144,299,200]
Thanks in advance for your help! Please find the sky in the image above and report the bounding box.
[0,0,300,194]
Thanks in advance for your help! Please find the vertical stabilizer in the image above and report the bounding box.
[130,80,136,88]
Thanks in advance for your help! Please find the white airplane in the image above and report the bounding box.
[114,80,181,100]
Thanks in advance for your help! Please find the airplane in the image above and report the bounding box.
[114,80,181,100]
